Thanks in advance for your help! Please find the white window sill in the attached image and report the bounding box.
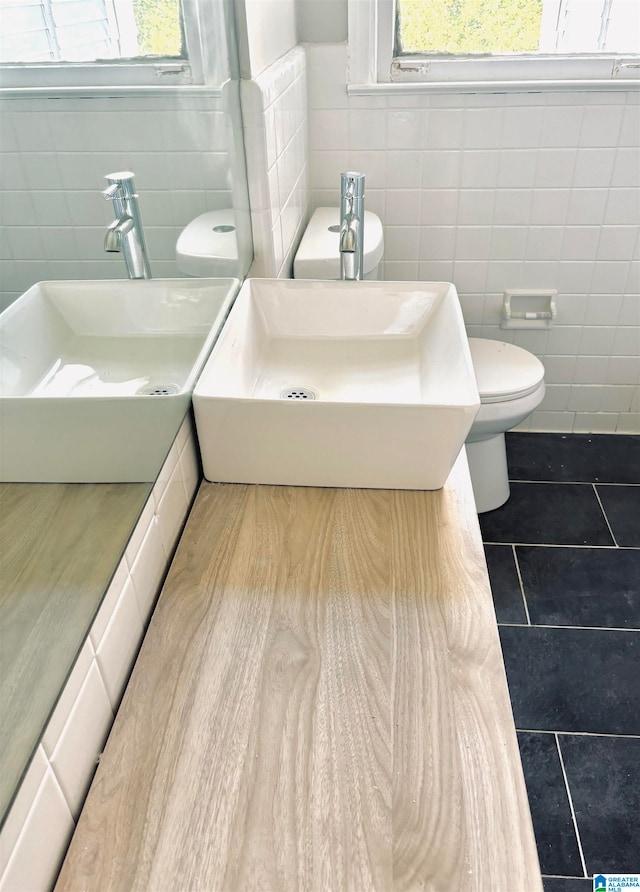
[348,78,640,95]
[0,83,223,99]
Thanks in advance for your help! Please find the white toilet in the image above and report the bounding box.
[294,207,384,280]
[176,209,239,277]
[465,338,545,512]
[293,208,546,513]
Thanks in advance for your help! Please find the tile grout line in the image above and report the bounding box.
[511,544,531,626]
[592,482,640,487]
[592,483,619,548]
[499,622,640,632]
[518,728,640,740]
[483,542,640,550]
[554,732,589,880]
[509,479,640,487]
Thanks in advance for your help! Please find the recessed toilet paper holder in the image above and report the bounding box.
[501,289,557,330]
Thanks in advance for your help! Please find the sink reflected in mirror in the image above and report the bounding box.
[194,278,480,490]
[0,0,253,840]
[0,278,239,483]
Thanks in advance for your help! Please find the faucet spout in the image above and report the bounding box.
[104,215,134,252]
[339,215,359,254]
[339,172,365,281]
[102,172,152,279]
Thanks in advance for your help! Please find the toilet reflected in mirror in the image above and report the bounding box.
[177,210,240,278]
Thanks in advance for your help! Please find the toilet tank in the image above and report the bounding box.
[293,207,384,280]
[176,210,239,277]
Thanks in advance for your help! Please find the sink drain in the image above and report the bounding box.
[280,387,317,400]
[137,384,179,396]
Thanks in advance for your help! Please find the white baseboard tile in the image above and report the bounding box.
[94,576,144,710]
[617,412,640,434]
[0,760,74,892]
[46,663,113,819]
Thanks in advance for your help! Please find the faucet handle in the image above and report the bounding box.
[340,171,365,199]
[103,183,122,201]
[104,171,137,201]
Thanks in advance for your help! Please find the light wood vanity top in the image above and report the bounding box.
[57,455,542,891]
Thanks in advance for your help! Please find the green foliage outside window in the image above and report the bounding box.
[132,0,183,57]
[397,0,544,55]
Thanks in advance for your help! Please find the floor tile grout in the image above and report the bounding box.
[590,482,640,487]
[554,733,589,880]
[507,479,640,487]
[483,542,640,550]
[517,728,640,740]
[592,483,620,548]
[499,623,640,632]
[511,544,531,626]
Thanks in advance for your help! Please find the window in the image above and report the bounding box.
[350,0,640,89]
[396,0,640,57]
[0,0,183,63]
[0,0,209,87]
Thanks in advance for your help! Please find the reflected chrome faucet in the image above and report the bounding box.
[339,171,365,281]
[103,172,152,279]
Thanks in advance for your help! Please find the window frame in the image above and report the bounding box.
[348,0,640,93]
[0,0,214,88]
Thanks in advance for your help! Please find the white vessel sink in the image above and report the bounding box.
[193,278,480,490]
[0,278,239,482]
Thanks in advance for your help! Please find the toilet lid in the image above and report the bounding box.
[176,210,237,261]
[468,338,545,403]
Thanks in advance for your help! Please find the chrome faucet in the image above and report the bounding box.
[339,171,365,281]
[103,172,152,279]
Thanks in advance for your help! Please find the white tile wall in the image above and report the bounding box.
[237,0,298,80]
[306,44,640,434]
[0,94,233,310]
[0,413,200,890]
[241,46,310,277]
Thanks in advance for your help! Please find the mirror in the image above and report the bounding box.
[0,0,252,823]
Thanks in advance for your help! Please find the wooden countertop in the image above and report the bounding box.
[57,456,542,891]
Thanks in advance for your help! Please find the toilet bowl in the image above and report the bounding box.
[292,212,545,513]
[466,338,545,513]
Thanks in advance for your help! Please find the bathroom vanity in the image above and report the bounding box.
[56,453,543,891]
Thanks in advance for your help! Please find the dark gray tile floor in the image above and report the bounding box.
[517,731,583,877]
[480,482,615,546]
[517,547,640,629]
[500,626,640,735]
[505,432,640,485]
[483,432,640,888]
[560,735,640,874]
